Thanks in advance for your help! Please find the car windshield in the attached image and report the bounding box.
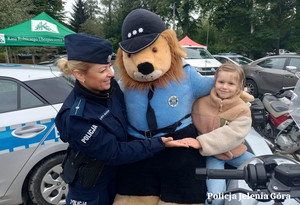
[229,56,253,65]
[184,47,214,59]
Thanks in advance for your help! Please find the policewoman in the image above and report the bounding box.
[55,33,186,205]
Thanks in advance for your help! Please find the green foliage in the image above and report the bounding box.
[85,0,101,20]
[79,19,103,36]
[0,0,34,29]
[69,0,89,32]
[31,0,65,22]
[1,0,300,60]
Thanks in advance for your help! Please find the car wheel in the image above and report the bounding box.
[245,79,258,98]
[28,153,68,205]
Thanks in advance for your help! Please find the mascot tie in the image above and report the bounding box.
[146,86,158,130]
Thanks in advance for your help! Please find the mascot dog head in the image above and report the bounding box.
[116,9,186,90]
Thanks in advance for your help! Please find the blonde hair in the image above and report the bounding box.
[214,62,245,94]
[57,58,93,75]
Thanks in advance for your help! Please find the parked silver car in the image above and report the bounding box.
[38,55,67,66]
[242,55,300,97]
[213,54,253,66]
[0,64,73,205]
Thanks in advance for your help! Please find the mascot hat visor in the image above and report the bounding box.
[65,33,113,64]
[119,9,166,54]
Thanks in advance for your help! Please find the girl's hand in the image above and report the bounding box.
[161,137,189,148]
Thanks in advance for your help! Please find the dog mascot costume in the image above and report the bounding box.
[112,9,214,205]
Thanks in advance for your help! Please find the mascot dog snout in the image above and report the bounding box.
[138,62,154,75]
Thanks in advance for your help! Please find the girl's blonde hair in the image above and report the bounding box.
[214,62,245,94]
[57,58,93,75]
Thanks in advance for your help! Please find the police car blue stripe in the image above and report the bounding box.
[0,64,22,67]
[0,118,60,153]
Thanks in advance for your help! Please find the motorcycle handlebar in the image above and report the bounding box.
[196,163,300,197]
[196,168,245,180]
[195,156,300,204]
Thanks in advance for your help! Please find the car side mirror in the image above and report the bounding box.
[286,66,297,74]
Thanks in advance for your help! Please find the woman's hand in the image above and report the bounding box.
[161,137,189,148]
[178,138,201,149]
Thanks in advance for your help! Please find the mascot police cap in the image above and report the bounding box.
[119,9,166,54]
[65,33,113,64]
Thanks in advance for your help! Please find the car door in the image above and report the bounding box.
[256,57,287,94]
[0,78,60,199]
[282,57,300,87]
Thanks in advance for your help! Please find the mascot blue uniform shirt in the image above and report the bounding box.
[55,79,166,205]
[122,65,214,139]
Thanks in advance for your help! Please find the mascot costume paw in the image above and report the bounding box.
[112,8,214,205]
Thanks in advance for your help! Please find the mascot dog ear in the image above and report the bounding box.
[160,29,187,59]
[116,29,187,90]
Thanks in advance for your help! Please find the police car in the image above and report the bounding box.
[0,64,73,205]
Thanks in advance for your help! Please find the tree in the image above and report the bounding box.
[0,0,35,63]
[69,0,89,32]
[99,0,142,50]
[289,0,300,53]
[30,0,65,22]
[79,19,103,36]
[69,0,300,57]
[85,0,101,20]
[263,0,297,54]
[0,0,33,29]
[174,0,200,36]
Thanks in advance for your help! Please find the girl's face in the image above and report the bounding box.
[81,63,114,92]
[215,70,240,100]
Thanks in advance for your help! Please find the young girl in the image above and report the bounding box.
[183,62,255,205]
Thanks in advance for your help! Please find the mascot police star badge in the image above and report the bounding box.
[168,95,179,107]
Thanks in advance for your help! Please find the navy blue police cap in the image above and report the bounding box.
[119,9,166,54]
[65,33,113,64]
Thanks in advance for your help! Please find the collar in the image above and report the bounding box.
[210,88,241,112]
[74,80,112,103]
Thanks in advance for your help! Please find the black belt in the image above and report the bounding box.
[129,113,191,138]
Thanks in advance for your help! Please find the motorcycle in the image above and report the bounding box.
[196,154,300,205]
[250,66,300,161]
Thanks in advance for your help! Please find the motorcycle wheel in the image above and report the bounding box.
[263,122,278,139]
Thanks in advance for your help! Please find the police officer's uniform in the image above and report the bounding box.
[55,33,166,205]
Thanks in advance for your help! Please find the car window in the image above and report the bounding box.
[257,58,286,70]
[218,57,228,64]
[20,86,45,109]
[289,58,300,71]
[0,79,44,113]
[25,76,73,104]
[230,57,252,65]
[184,47,214,59]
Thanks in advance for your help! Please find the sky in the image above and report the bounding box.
[63,0,74,19]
